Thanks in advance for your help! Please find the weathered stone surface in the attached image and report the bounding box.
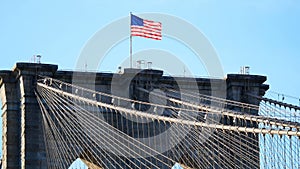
[0,63,58,169]
[0,62,269,168]
[0,70,21,169]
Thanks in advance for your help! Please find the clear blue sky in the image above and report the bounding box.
[0,1,299,166]
[1,0,299,99]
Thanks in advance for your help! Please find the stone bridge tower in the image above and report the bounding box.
[0,62,268,168]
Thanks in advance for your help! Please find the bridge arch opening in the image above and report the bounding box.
[68,158,88,169]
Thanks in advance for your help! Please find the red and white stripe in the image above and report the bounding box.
[131,19,162,40]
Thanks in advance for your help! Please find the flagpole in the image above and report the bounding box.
[130,12,133,68]
[130,34,132,68]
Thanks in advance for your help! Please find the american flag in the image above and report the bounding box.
[131,14,162,40]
